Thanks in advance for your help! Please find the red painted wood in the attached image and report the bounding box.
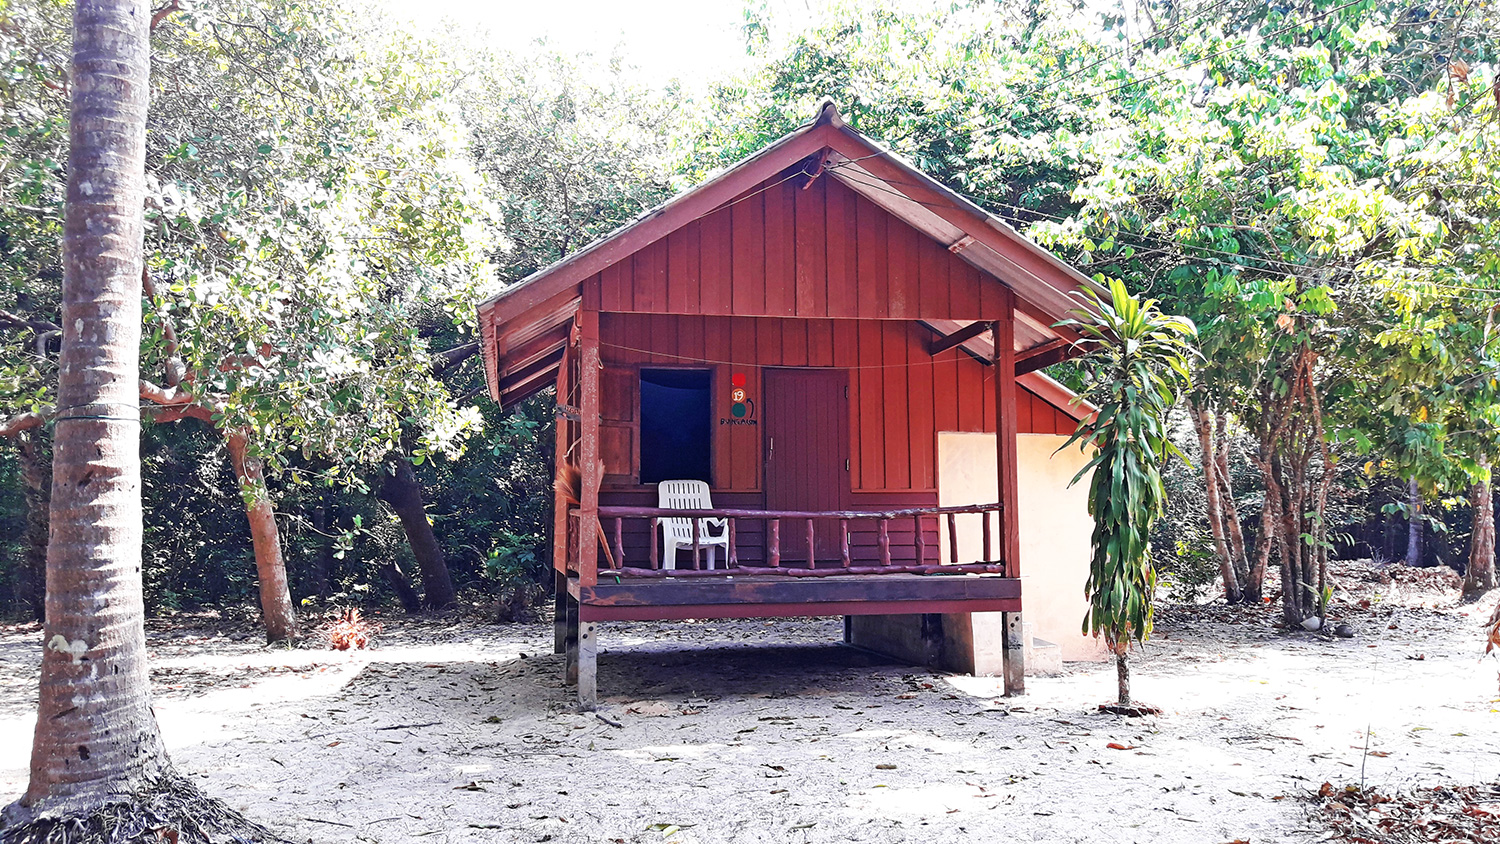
[918,236,947,318]
[795,175,827,316]
[856,320,885,489]
[854,194,888,318]
[995,302,1022,578]
[764,368,849,561]
[732,190,765,315]
[824,176,858,318]
[887,216,911,318]
[881,323,910,490]
[700,206,731,315]
[905,324,933,489]
[667,225,691,314]
[580,598,1021,622]
[764,178,796,317]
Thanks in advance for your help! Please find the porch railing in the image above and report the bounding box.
[592,503,1006,578]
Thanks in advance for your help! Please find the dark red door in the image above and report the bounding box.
[764,368,850,563]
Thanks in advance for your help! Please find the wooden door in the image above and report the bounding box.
[764,368,850,563]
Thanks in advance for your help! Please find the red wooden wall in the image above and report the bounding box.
[596,313,1074,495]
[583,175,1013,322]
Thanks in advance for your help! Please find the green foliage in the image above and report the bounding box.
[1060,279,1197,650]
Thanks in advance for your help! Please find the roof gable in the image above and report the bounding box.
[479,102,1106,407]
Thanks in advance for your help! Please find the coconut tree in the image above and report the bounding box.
[1060,278,1196,713]
[1,2,270,837]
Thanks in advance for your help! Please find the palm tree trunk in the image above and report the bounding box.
[226,431,298,642]
[1465,463,1495,596]
[11,0,170,815]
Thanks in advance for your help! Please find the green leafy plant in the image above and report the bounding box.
[1059,277,1197,711]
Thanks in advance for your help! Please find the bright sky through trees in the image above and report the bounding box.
[378,0,756,85]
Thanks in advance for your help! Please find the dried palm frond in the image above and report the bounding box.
[556,458,616,569]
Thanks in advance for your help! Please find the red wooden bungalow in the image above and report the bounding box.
[477,102,1103,709]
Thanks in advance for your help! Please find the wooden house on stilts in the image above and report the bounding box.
[477,102,1106,709]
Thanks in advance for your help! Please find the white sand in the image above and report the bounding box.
[2,586,1497,843]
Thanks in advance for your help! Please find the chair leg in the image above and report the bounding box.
[707,546,717,570]
[663,540,677,571]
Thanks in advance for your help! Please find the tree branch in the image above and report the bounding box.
[0,308,60,334]
[151,1,183,32]
[432,340,478,374]
[0,409,49,439]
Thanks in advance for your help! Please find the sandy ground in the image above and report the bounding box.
[2,574,1498,844]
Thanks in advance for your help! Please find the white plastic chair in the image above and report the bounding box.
[658,480,730,569]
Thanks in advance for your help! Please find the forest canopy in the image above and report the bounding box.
[0,0,1495,626]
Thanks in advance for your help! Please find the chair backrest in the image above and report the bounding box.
[658,480,712,541]
[658,479,712,510]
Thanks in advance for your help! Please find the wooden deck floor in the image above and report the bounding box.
[570,572,1021,621]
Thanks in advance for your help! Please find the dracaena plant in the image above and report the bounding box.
[1058,276,1197,710]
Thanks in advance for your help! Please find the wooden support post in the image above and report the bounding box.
[553,570,568,655]
[840,520,851,567]
[576,619,598,710]
[728,518,738,567]
[878,519,891,566]
[564,589,580,686]
[577,310,602,588]
[914,515,926,565]
[769,519,781,567]
[552,343,573,580]
[806,519,816,569]
[994,295,1025,695]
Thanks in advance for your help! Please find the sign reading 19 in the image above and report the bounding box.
[730,373,752,419]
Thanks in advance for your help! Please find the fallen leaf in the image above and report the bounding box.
[1107,742,1138,751]
[876,763,897,770]
[1367,750,1390,758]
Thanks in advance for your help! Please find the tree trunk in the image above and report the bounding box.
[378,560,423,614]
[1215,410,1253,594]
[1115,649,1131,707]
[226,432,298,642]
[1191,402,1242,603]
[378,453,456,610]
[309,501,333,599]
[15,430,50,622]
[1406,478,1424,567]
[1465,463,1496,597]
[9,0,172,817]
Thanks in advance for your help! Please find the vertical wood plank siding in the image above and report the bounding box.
[591,175,1020,322]
[597,313,1074,494]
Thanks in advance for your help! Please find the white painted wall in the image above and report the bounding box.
[938,432,1107,662]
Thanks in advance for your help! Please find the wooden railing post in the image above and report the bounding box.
[612,518,624,570]
[806,518,816,569]
[692,518,701,570]
[982,509,993,563]
[769,519,781,567]
[840,519,851,567]
[946,513,959,564]
[728,518,737,567]
[878,518,891,567]
[914,515,926,565]
[649,517,659,569]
